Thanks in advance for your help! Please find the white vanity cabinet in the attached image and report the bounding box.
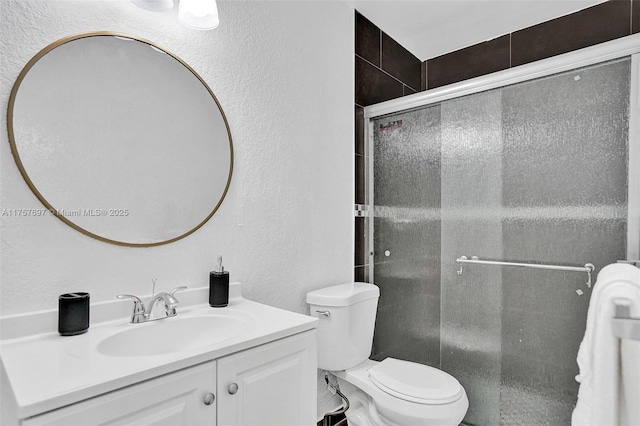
[217,330,317,426]
[21,362,217,426]
[18,330,316,426]
[1,292,318,426]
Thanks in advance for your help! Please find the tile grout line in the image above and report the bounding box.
[379,28,382,68]
[631,0,634,34]
[356,53,421,93]
[509,33,512,68]
[424,60,428,91]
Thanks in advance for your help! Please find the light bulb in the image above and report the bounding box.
[179,0,219,30]
[131,0,174,12]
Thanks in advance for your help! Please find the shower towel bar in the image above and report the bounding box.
[612,298,640,341]
[456,256,596,287]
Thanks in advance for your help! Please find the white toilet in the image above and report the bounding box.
[307,282,468,426]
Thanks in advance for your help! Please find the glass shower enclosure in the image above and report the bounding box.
[365,37,639,425]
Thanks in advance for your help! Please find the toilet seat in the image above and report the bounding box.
[368,358,464,405]
[336,359,469,425]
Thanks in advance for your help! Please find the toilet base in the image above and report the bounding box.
[333,360,468,426]
[338,379,397,426]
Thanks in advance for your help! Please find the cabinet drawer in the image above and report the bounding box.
[22,362,216,426]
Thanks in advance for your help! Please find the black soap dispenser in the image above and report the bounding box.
[210,256,229,307]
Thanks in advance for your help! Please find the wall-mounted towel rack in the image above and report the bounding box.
[456,256,596,287]
[612,298,640,341]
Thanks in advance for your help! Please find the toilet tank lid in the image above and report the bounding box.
[306,282,379,306]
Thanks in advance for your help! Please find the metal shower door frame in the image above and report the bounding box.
[365,33,640,281]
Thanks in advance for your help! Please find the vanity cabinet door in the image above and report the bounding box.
[216,330,317,426]
[22,362,217,426]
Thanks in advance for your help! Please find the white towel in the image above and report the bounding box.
[572,263,640,426]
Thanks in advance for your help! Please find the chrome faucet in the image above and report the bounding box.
[117,286,187,323]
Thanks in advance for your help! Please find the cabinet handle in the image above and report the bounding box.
[204,393,215,405]
[228,383,239,395]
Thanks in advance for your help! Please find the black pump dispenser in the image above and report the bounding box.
[209,256,229,307]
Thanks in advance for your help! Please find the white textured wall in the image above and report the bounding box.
[0,0,352,417]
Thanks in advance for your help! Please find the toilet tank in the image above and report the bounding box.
[306,283,380,371]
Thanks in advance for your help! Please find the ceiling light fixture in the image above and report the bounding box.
[131,0,220,30]
[131,0,174,13]
[178,0,219,31]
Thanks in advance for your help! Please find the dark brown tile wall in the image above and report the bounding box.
[354,154,365,204]
[354,10,422,108]
[355,105,364,156]
[403,85,417,96]
[355,12,380,66]
[354,216,366,265]
[511,0,630,66]
[426,0,638,89]
[354,10,422,281]
[354,265,369,282]
[382,33,422,91]
[355,56,404,106]
[355,104,366,280]
[428,35,510,89]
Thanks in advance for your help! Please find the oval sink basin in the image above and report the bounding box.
[97,315,248,357]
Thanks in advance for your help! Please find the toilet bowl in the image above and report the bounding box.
[334,359,468,426]
[307,283,468,426]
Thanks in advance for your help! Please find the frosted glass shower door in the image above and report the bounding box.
[439,90,504,425]
[372,105,443,367]
[495,58,628,425]
[371,57,630,426]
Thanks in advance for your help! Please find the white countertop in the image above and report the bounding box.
[0,285,317,419]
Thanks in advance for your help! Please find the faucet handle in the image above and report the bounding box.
[117,294,143,305]
[169,286,188,297]
[164,287,187,317]
[117,294,145,323]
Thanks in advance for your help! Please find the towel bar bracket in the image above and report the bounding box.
[612,298,640,341]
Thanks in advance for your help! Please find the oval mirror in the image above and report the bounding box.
[8,33,233,247]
